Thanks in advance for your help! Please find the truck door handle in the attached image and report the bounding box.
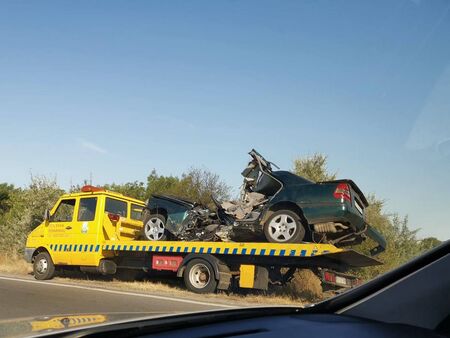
[65,226,72,230]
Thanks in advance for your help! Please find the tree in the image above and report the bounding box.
[146,168,231,207]
[292,153,441,281]
[0,183,15,214]
[146,170,184,199]
[419,237,441,251]
[293,153,337,182]
[104,181,147,201]
[103,168,231,207]
[180,168,231,206]
[0,176,63,254]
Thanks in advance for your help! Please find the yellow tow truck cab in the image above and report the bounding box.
[25,185,145,269]
[25,186,381,294]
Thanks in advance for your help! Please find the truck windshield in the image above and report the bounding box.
[51,199,75,222]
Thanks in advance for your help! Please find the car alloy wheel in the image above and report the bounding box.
[268,213,297,242]
[144,217,166,241]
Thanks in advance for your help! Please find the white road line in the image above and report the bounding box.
[0,275,236,309]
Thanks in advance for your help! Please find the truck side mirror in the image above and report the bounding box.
[44,209,51,222]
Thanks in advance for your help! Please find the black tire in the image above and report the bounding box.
[183,259,218,294]
[33,252,56,280]
[142,213,168,241]
[263,210,305,243]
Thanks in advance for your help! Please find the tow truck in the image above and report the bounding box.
[24,186,382,294]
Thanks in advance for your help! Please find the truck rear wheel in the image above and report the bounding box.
[33,252,55,280]
[183,259,218,294]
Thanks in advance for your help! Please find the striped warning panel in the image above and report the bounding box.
[49,244,100,253]
[101,243,335,257]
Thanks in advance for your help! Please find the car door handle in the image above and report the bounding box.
[65,226,72,230]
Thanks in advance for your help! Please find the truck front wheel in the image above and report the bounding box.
[183,259,218,294]
[33,252,56,280]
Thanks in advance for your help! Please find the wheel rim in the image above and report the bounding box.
[268,214,297,242]
[36,258,48,274]
[144,217,165,240]
[188,263,211,289]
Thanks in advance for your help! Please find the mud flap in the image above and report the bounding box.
[239,265,269,290]
[217,262,232,290]
[365,224,387,256]
[254,266,269,290]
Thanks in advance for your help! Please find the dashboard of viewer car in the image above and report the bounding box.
[136,314,445,338]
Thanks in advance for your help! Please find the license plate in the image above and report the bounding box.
[336,276,347,285]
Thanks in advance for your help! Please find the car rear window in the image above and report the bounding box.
[105,197,127,217]
[130,204,143,220]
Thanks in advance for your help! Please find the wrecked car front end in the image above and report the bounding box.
[143,195,225,242]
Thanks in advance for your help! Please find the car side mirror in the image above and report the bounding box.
[44,209,51,222]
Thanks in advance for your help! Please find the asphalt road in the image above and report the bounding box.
[0,275,235,321]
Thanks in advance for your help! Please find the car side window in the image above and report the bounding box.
[51,199,76,222]
[78,197,97,222]
[130,204,144,220]
[166,203,190,225]
[105,197,127,217]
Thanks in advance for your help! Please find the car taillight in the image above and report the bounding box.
[352,278,362,286]
[108,213,120,222]
[323,271,336,283]
[333,183,351,202]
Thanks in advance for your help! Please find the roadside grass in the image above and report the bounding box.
[282,269,324,301]
[0,254,32,275]
[0,255,328,307]
[53,270,311,306]
[61,277,307,306]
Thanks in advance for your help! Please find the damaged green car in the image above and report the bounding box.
[143,150,386,256]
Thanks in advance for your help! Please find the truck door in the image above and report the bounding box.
[70,196,99,266]
[47,198,76,265]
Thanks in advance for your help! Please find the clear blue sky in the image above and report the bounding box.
[0,1,449,239]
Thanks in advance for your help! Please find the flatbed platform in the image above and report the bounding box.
[101,240,382,269]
